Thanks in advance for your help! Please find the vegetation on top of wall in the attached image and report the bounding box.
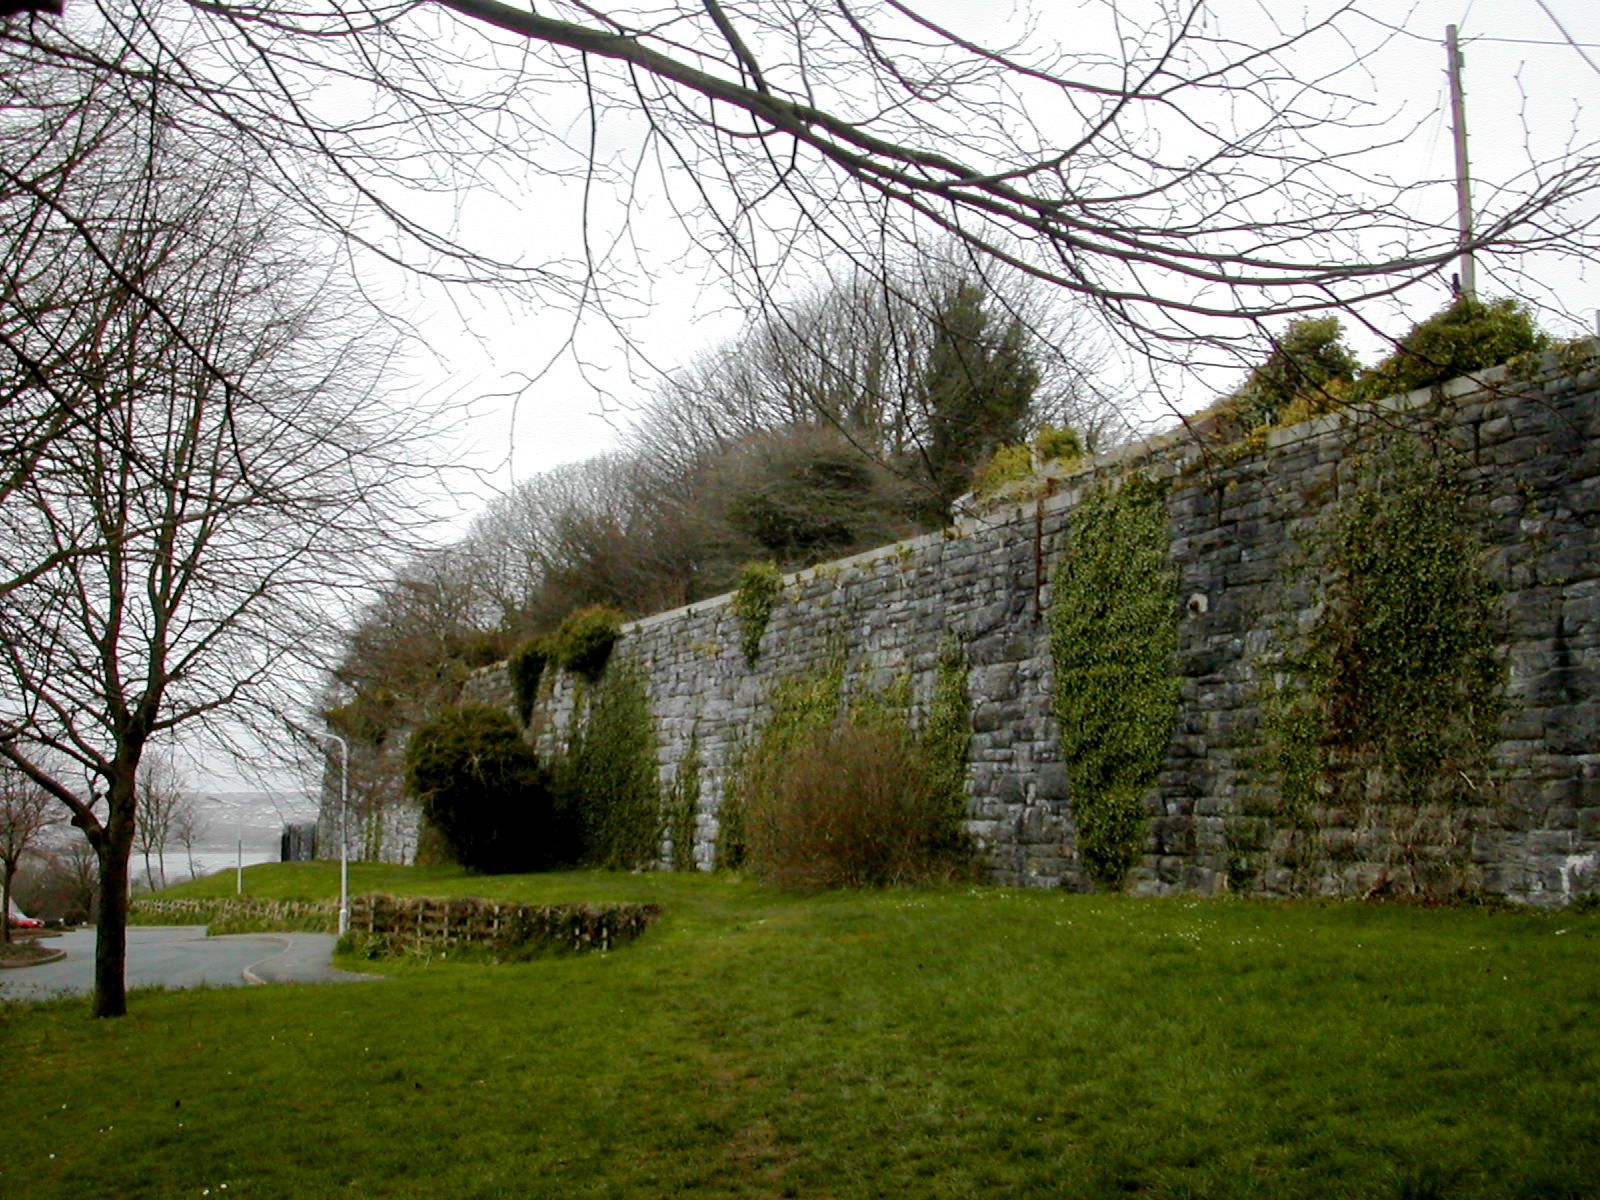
[1231,316,1360,431]
[507,637,549,725]
[971,443,1034,498]
[547,605,625,682]
[1049,475,1180,888]
[1263,434,1507,896]
[1352,296,1548,403]
[1193,301,1547,455]
[1033,425,1084,464]
[730,560,783,667]
[972,424,1084,500]
[403,704,558,873]
[557,662,662,870]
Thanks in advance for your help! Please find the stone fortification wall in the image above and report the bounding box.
[465,345,1600,904]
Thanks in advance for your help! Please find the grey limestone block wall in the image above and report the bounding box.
[315,739,421,866]
[465,343,1600,904]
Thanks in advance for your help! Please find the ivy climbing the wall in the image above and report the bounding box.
[507,637,549,726]
[1049,475,1180,888]
[557,661,662,870]
[1264,434,1506,894]
[922,637,974,856]
[666,730,701,872]
[730,560,783,667]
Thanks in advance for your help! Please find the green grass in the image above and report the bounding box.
[4,865,1598,1198]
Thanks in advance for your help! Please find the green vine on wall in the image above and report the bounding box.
[1049,475,1181,888]
[1264,434,1506,894]
[507,638,549,726]
[666,729,701,872]
[922,637,974,852]
[558,662,662,870]
[731,560,783,667]
[713,758,747,871]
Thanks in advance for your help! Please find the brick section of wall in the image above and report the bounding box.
[458,346,1599,904]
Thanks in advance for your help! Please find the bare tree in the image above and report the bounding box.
[55,833,101,923]
[0,763,56,940]
[170,792,203,881]
[0,111,433,1015]
[133,757,189,891]
[3,2,1592,383]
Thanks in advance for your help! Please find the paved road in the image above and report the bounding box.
[0,926,378,1003]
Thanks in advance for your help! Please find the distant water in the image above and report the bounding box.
[133,790,317,889]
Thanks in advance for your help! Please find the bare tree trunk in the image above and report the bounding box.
[93,820,131,1018]
[2,864,14,945]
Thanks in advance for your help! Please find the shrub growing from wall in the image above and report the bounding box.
[728,657,973,888]
[718,661,841,870]
[547,605,624,682]
[745,717,969,889]
[508,637,549,725]
[404,704,559,873]
[730,560,782,667]
[1050,476,1180,888]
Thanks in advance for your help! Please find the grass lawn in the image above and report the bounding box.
[3,865,1597,1199]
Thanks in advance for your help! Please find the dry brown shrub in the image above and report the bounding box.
[745,719,971,889]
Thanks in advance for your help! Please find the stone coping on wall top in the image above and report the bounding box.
[974,337,1598,512]
[463,337,1599,668]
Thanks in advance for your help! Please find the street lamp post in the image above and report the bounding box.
[322,732,350,936]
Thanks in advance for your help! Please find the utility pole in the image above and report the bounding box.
[1446,24,1477,302]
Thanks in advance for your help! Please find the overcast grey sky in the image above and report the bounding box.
[414,0,1598,500]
